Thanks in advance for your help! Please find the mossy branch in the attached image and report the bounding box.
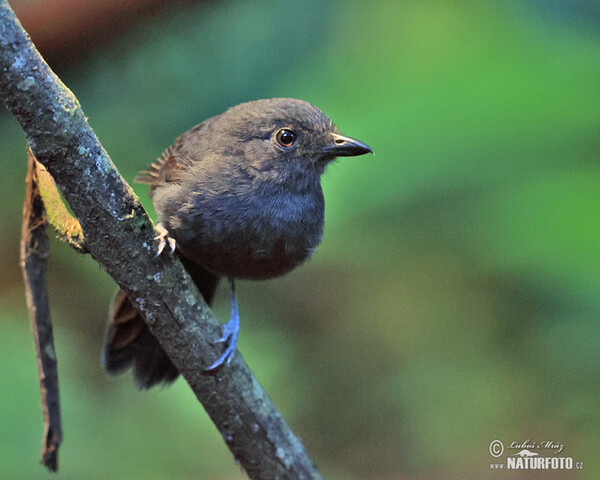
[29,149,87,253]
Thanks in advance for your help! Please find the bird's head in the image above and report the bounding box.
[210,98,372,187]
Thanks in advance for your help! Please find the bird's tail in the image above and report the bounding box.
[102,256,220,389]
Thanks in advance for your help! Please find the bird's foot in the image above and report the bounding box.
[205,278,240,372]
[154,222,176,256]
[205,315,240,371]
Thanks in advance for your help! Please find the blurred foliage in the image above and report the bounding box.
[1,0,599,479]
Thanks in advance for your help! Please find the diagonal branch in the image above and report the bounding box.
[0,2,323,479]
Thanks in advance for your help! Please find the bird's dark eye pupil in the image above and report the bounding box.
[276,129,297,148]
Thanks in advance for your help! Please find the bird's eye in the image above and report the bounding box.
[275,128,297,148]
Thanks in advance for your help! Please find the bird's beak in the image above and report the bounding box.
[323,133,373,157]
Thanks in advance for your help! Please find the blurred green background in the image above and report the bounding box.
[1,0,599,478]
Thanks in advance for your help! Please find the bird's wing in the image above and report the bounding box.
[134,144,186,186]
[134,121,207,187]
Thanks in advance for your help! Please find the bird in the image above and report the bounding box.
[102,98,372,388]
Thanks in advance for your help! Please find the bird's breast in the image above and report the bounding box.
[174,187,325,280]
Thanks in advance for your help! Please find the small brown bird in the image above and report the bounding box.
[102,98,372,388]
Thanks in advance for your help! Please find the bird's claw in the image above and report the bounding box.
[204,317,239,372]
[154,222,176,257]
[205,279,240,372]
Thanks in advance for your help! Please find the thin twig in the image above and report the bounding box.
[1,2,323,478]
[20,149,62,472]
